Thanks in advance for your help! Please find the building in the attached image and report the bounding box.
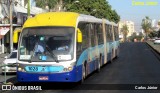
[0,0,47,54]
[151,19,159,31]
[119,21,135,41]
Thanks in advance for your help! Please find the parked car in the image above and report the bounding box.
[2,50,17,73]
[154,38,160,44]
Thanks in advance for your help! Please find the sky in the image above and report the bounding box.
[107,0,160,32]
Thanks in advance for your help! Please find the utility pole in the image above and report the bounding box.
[27,0,30,18]
[9,0,13,53]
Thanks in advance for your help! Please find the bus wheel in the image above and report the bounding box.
[97,57,101,73]
[115,49,117,59]
[81,63,86,83]
[110,50,113,63]
[116,48,119,58]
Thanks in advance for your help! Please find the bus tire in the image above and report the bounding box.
[115,49,118,59]
[81,63,86,83]
[97,57,101,73]
[110,50,113,63]
[115,47,120,59]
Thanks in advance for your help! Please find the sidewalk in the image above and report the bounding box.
[146,41,160,54]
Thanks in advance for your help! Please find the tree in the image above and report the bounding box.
[36,0,58,11]
[36,0,120,23]
[141,16,152,40]
[158,21,160,38]
[139,32,143,37]
[121,24,129,42]
[148,31,158,38]
[64,0,120,23]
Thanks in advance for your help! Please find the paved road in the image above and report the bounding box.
[1,42,160,93]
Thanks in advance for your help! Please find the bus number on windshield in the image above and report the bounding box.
[28,66,38,71]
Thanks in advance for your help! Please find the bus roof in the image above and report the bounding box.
[23,12,80,28]
[23,12,117,28]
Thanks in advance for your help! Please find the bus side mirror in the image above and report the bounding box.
[77,28,82,43]
[13,28,21,43]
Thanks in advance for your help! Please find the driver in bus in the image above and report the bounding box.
[34,36,46,55]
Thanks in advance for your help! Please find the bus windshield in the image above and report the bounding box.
[18,27,75,62]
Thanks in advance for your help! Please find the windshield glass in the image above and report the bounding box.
[18,27,75,62]
[9,52,17,58]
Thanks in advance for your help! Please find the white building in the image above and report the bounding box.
[151,19,159,31]
[119,21,135,38]
[0,0,48,54]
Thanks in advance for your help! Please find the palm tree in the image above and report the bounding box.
[121,24,129,42]
[141,16,152,40]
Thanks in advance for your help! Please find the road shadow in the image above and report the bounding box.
[6,76,17,84]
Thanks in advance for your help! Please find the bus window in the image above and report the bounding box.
[109,25,113,42]
[96,24,103,45]
[78,22,89,49]
[115,27,119,40]
[90,23,96,47]
[19,27,75,62]
[106,24,110,42]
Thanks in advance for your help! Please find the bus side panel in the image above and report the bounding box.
[98,44,105,64]
[76,49,88,80]
[87,46,99,74]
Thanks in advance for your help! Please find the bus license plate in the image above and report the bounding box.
[39,76,48,80]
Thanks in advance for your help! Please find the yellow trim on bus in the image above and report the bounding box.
[23,12,80,28]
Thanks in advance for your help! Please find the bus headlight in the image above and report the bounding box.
[63,67,73,72]
[18,67,25,72]
[68,67,73,71]
[18,67,22,71]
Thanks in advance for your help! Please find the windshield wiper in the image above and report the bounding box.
[46,45,59,63]
[29,43,37,63]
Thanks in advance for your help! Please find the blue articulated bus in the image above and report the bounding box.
[17,12,119,82]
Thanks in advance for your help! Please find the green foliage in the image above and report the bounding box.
[64,0,120,23]
[36,0,58,10]
[141,16,152,39]
[148,31,159,38]
[36,0,120,23]
[121,24,129,42]
[129,32,143,42]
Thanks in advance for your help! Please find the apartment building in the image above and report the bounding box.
[119,21,135,40]
[0,0,47,54]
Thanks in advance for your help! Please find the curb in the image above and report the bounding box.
[146,42,160,55]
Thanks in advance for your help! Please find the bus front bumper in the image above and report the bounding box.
[17,66,82,82]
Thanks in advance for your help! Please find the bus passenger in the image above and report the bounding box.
[57,42,69,51]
